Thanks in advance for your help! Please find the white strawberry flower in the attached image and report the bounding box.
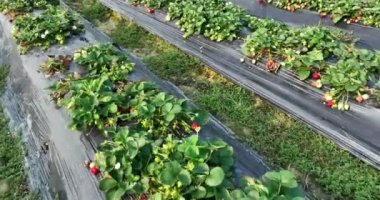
[344,104,350,111]
[114,162,121,170]
[73,52,81,59]
[89,162,96,169]
[362,94,370,100]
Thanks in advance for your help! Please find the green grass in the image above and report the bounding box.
[0,66,9,93]
[69,0,111,24]
[0,66,39,199]
[67,1,380,199]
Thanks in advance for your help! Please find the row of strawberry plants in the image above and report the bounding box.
[260,0,380,28]
[132,0,172,10]
[10,6,84,53]
[45,42,305,200]
[95,128,304,200]
[166,0,246,41]
[129,0,380,110]
[50,44,202,135]
[0,0,53,13]
[132,0,247,41]
[243,18,380,110]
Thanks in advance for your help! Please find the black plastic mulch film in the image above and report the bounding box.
[98,0,380,170]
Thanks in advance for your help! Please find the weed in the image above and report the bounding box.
[0,66,39,199]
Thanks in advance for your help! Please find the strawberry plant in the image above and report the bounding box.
[58,75,123,131]
[361,2,380,28]
[282,49,325,80]
[166,0,246,41]
[95,128,304,200]
[73,43,134,81]
[321,47,380,109]
[321,59,368,110]
[284,26,352,56]
[246,16,286,33]
[12,6,84,53]
[242,18,288,61]
[122,83,207,137]
[243,24,351,62]
[228,171,304,199]
[40,55,72,77]
[131,0,174,9]
[49,75,74,103]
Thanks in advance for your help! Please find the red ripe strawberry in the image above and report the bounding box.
[191,122,200,130]
[140,194,148,200]
[356,96,364,103]
[325,100,334,108]
[147,8,155,14]
[266,59,279,72]
[258,0,264,4]
[191,122,201,133]
[132,2,138,7]
[90,167,100,176]
[312,72,320,80]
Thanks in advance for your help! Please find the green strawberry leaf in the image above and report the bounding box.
[99,178,118,192]
[297,68,311,80]
[179,169,192,186]
[206,167,225,187]
[106,188,126,200]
